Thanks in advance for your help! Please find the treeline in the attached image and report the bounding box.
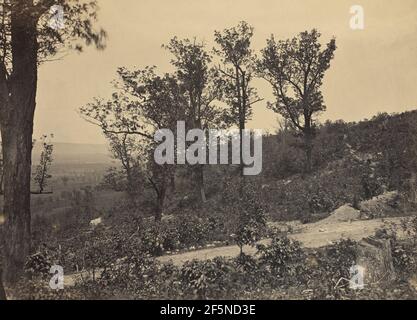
[81,22,337,220]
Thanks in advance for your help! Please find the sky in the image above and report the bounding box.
[34,0,417,144]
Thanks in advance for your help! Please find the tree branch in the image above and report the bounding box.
[80,114,154,140]
[217,65,235,80]
[248,97,263,106]
[104,129,153,140]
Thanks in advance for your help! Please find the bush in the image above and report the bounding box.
[308,191,336,214]
[24,251,52,280]
[176,215,209,248]
[179,258,236,299]
[140,224,165,256]
[311,239,358,297]
[256,233,305,281]
[96,250,163,298]
[12,280,85,300]
[391,243,417,279]
[221,178,267,252]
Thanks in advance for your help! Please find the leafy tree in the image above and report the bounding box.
[257,29,336,172]
[164,37,224,202]
[107,132,143,197]
[33,134,54,194]
[214,21,262,176]
[81,67,184,220]
[257,233,305,278]
[0,0,106,284]
[222,178,267,255]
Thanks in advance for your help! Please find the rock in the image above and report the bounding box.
[90,217,102,227]
[355,236,396,286]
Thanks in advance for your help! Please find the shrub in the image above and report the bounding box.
[391,243,417,279]
[140,224,165,256]
[235,204,267,254]
[179,257,236,299]
[96,250,162,298]
[308,191,336,214]
[24,251,52,280]
[12,280,85,300]
[312,239,358,297]
[221,178,267,253]
[176,215,208,248]
[256,233,305,281]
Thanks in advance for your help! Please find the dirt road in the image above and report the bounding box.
[157,217,403,265]
[64,216,405,286]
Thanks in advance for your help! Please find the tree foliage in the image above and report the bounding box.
[257,29,336,171]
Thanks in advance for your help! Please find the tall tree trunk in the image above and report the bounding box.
[169,173,175,193]
[0,5,38,284]
[0,269,6,300]
[196,164,206,203]
[0,158,4,194]
[239,120,245,177]
[1,115,34,284]
[235,67,246,177]
[148,174,166,222]
[305,139,312,173]
[155,183,166,222]
[304,128,313,174]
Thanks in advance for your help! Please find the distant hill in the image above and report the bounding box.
[32,142,113,165]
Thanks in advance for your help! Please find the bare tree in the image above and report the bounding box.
[257,29,336,172]
[33,134,53,194]
[0,0,105,284]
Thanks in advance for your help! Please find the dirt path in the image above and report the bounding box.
[64,216,405,286]
[157,217,403,265]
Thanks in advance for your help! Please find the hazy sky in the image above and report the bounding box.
[34,0,417,144]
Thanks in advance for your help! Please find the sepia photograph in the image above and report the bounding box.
[0,0,417,306]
